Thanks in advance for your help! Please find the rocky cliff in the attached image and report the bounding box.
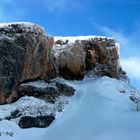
[53,36,126,80]
[0,22,54,104]
[0,22,127,105]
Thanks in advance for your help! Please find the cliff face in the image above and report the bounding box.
[0,22,53,104]
[0,22,127,104]
[53,36,126,80]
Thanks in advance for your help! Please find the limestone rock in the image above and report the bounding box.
[53,36,126,80]
[0,23,128,105]
[1,91,71,128]
[52,41,86,80]
[0,22,53,104]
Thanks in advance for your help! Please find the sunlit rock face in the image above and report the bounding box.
[0,22,53,104]
[53,36,126,80]
[0,23,127,105]
[52,39,86,80]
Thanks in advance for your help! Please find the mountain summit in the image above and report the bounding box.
[0,22,140,140]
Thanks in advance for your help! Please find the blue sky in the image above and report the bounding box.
[0,0,140,90]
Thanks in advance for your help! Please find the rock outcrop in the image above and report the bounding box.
[53,36,126,80]
[53,39,86,80]
[18,115,55,128]
[0,22,127,105]
[18,80,75,103]
[1,94,72,128]
[0,22,53,104]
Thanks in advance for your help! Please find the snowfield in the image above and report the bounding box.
[0,76,140,140]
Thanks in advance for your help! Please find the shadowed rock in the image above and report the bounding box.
[0,22,54,104]
[53,36,127,80]
[18,80,75,103]
[18,115,55,128]
[0,23,128,105]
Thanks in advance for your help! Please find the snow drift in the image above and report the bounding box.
[0,76,140,140]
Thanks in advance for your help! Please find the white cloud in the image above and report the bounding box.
[92,21,140,57]
[43,0,82,12]
[92,21,140,89]
[121,57,140,79]
[0,0,15,20]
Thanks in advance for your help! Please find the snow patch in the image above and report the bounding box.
[54,36,114,43]
[0,22,45,34]
[20,80,50,88]
[0,76,140,140]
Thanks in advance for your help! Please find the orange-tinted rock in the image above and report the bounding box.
[0,22,53,104]
[54,36,126,80]
[0,25,128,105]
[52,40,86,80]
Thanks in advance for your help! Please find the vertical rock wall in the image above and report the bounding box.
[0,23,127,105]
[0,22,53,104]
[53,36,126,80]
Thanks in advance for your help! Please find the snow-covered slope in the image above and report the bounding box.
[0,76,140,140]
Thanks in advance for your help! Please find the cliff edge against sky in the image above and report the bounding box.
[0,22,127,105]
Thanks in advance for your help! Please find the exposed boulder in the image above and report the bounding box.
[18,80,75,103]
[1,95,71,128]
[18,115,55,128]
[0,22,54,104]
[18,81,59,103]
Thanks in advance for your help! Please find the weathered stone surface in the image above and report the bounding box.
[1,95,70,127]
[18,80,75,103]
[0,22,53,104]
[18,115,55,128]
[52,42,86,80]
[0,23,127,105]
[53,36,126,80]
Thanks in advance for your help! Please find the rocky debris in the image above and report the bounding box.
[5,109,22,120]
[18,79,75,103]
[53,36,127,80]
[129,92,140,111]
[0,95,70,128]
[18,115,55,128]
[0,79,75,127]
[55,81,75,96]
[0,22,54,104]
